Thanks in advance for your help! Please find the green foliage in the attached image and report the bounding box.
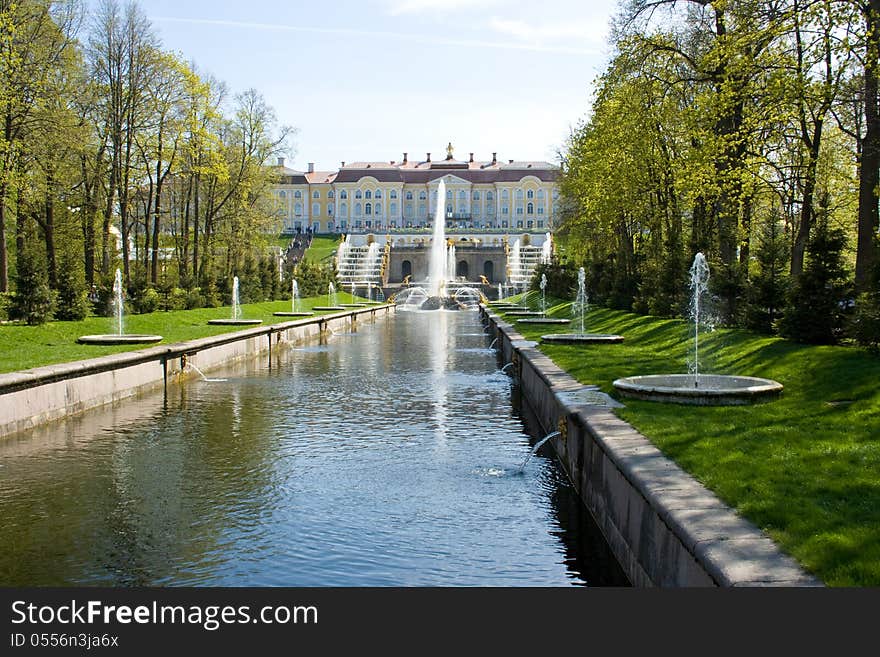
[529,259,578,299]
[778,222,851,344]
[130,286,160,314]
[9,245,56,326]
[746,220,790,333]
[54,262,90,321]
[851,292,880,352]
[294,258,337,297]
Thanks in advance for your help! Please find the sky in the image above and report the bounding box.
[128,0,620,172]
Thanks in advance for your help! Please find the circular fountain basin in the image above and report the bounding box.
[503,311,545,317]
[77,334,163,345]
[517,318,571,325]
[207,319,263,326]
[272,311,315,317]
[613,374,783,405]
[312,306,346,311]
[339,303,368,308]
[541,333,624,344]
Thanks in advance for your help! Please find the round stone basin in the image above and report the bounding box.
[312,306,346,311]
[77,334,163,345]
[541,333,624,344]
[613,374,783,405]
[207,319,263,325]
[504,311,545,317]
[517,318,571,325]
[272,311,315,317]
[339,303,368,307]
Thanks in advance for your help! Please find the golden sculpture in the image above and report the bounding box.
[446,142,454,160]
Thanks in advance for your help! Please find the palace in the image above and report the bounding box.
[271,144,560,235]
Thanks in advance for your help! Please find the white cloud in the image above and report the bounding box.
[152,16,601,56]
[487,17,607,45]
[386,0,502,15]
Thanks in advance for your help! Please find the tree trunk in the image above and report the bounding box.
[0,184,7,293]
[43,169,57,290]
[855,0,880,290]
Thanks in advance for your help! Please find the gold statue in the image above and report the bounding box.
[446,142,454,160]
[480,275,490,286]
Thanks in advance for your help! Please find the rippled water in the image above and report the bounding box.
[0,311,628,586]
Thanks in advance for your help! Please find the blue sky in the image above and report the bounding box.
[133,0,619,171]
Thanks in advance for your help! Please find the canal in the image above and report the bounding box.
[0,310,628,586]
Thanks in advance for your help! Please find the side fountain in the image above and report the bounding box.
[274,279,314,317]
[540,267,623,343]
[78,268,164,344]
[208,276,263,325]
[313,282,346,311]
[517,273,571,326]
[339,280,368,308]
[613,253,783,405]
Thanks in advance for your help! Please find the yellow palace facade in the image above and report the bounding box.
[270,145,560,234]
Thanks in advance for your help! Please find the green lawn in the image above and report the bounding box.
[497,294,880,587]
[0,292,366,375]
[303,235,342,264]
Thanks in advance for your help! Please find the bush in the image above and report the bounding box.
[778,221,850,344]
[130,286,160,314]
[529,259,579,299]
[55,265,90,321]
[166,287,189,311]
[9,245,56,325]
[851,292,880,352]
[186,287,204,309]
[295,258,337,297]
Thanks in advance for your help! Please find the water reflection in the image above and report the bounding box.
[0,311,628,586]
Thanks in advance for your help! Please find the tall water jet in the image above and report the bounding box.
[231,276,242,320]
[273,277,314,317]
[329,282,337,306]
[689,252,710,385]
[540,266,623,343]
[447,243,456,283]
[209,275,263,325]
[573,267,587,334]
[112,267,124,335]
[428,179,447,298]
[613,253,783,404]
[540,274,547,315]
[78,267,164,344]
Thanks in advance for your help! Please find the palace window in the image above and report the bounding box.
[365,190,372,200]
[339,202,347,217]
[294,203,303,216]
[487,191,493,201]
[406,191,413,200]
[501,189,509,200]
[328,203,334,216]
[405,203,413,216]
[354,202,362,216]
[328,190,335,198]
[516,206,524,215]
[313,191,320,199]
[473,191,480,200]
[527,202,534,214]
[365,202,372,215]
[502,205,509,215]
[537,207,544,215]
[527,190,534,199]
[279,191,286,199]
[418,204,426,217]
[537,190,545,199]
[375,202,383,215]
[516,189,523,200]
[419,191,426,200]
[340,190,348,200]
[458,190,466,200]
[390,190,397,199]
[312,203,320,216]
[390,202,397,215]
[487,205,495,214]
[445,190,452,200]
[537,220,544,228]
[375,189,382,199]
[294,191,302,199]
[355,190,362,199]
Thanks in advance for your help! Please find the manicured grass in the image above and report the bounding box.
[303,235,342,264]
[498,295,880,586]
[0,292,367,375]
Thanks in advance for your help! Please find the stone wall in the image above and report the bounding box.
[0,306,394,439]
[482,305,821,587]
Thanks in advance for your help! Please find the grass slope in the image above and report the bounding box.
[498,295,880,586]
[303,235,342,264]
[0,292,365,375]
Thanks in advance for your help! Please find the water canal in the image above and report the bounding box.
[0,310,628,586]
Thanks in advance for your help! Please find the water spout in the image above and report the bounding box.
[231,276,241,320]
[328,282,337,307]
[185,361,227,383]
[573,267,587,334]
[489,337,498,349]
[540,273,547,315]
[292,278,300,313]
[112,268,124,335]
[688,253,710,387]
[518,431,561,471]
[501,362,514,374]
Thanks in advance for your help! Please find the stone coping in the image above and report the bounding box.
[481,304,822,587]
[0,305,393,397]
